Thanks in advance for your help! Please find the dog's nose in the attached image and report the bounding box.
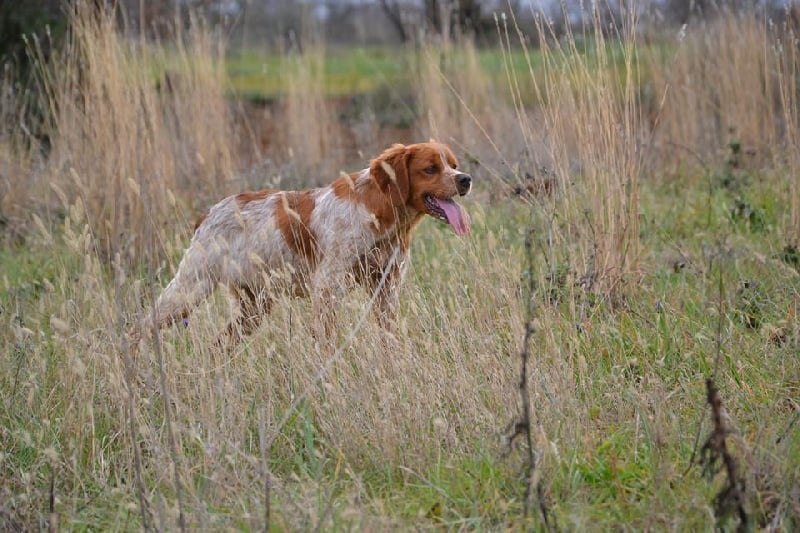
[456,173,472,195]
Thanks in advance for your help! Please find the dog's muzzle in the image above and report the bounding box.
[456,173,472,196]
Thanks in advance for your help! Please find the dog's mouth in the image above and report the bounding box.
[423,195,471,236]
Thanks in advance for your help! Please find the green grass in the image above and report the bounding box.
[224,45,544,100]
[2,163,798,529]
[227,47,405,99]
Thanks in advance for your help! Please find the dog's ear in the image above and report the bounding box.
[370,144,410,206]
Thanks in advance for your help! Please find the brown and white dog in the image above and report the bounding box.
[137,141,472,347]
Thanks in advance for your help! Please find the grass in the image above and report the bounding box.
[225,45,545,101]
[227,47,408,99]
[2,172,798,529]
[1,3,800,531]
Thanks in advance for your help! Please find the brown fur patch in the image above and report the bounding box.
[331,145,415,233]
[371,144,410,206]
[194,213,208,232]
[195,189,279,232]
[332,173,406,233]
[236,189,278,207]
[273,190,318,267]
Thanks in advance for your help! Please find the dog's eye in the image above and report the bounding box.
[424,165,439,174]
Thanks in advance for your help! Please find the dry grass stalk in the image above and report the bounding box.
[515,4,643,301]
[652,13,776,158]
[418,42,452,140]
[0,61,37,243]
[31,3,237,265]
[283,35,342,184]
[505,233,554,530]
[774,23,800,244]
[416,38,497,149]
[648,9,800,183]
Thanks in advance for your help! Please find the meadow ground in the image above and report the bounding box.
[1,5,799,531]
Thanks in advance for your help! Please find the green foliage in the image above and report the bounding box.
[0,0,66,64]
[225,46,540,101]
[780,244,800,271]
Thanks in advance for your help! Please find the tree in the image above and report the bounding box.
[0,0,67,66]
[380,0,410,42]
[379,0,497,43]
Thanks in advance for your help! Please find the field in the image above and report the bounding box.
[1,5,799,531]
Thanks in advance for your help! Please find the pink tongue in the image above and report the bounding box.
[435,198,471,236]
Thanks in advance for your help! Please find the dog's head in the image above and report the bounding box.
[370,141,472,236]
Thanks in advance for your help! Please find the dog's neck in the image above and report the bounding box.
[331,168,421,241]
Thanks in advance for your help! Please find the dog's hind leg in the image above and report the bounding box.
[153,274,216,329]
[131,255,217,345]
[215,285,270,350]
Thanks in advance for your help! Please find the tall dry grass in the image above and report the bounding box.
[646,8,800,242]
[416,38,504,155]
[281,31,343,184]
[493,6,644,302]
[777,23,800,244]
[652,13,776,157]
[31,4,239,265]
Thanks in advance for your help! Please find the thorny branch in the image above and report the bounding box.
[699,378,748,532]
[506,232,554,531]
[692,245,748,531]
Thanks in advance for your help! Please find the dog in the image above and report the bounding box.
[135,141,472,348]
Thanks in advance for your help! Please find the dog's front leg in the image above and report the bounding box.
[373,248,407,335]
[311,288,338,343]
[374,280,400,334]
[310,265,348,345]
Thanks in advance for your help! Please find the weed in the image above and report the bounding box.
[730,199,766,232]
[779,244,800,271]
[699,379,748,531]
